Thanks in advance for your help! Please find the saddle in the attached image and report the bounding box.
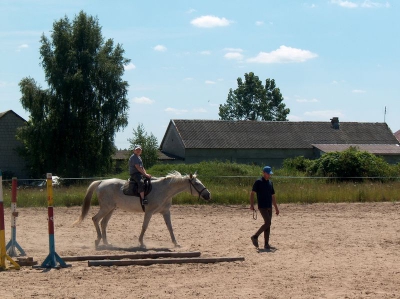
[122,178,152,197]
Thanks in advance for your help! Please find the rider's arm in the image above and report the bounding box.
[135,164,150,178]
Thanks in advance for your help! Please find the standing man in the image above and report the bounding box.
[250,166,279,250]
[129,145,151,205]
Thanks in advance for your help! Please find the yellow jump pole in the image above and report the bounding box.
[0,170,20,270]
[37,173,69,268]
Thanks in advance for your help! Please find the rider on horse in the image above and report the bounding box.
[129,145,152,205]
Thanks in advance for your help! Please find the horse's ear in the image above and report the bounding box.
[189,173,193,179]
[194,171,197,176]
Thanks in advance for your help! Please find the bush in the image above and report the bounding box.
[307,147,396,181]
[282,156,312,173]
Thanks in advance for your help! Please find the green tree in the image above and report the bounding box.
[128,123,159,168]
[17,11,130,177]
[219,72,290,121]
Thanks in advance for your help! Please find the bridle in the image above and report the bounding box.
[189,177,208,200]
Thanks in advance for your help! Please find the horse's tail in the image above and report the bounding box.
[73,180,102,225]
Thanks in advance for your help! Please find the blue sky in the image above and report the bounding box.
[1,0,399,149]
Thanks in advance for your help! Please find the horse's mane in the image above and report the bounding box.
[163,171,193,182]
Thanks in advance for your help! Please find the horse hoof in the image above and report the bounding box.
[95,240,100,248]
[174,243,181,248]
[139,244,146,249]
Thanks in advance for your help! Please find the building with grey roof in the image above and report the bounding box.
[0,110,28,178]
[160,118,400,167]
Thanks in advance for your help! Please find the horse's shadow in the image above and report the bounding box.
[95,244,172,253]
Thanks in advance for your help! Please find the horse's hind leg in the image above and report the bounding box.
[100,209,115,245]
[163,211,179,247]
[92,207,113,247]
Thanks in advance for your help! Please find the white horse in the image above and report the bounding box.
[74,171,211,248]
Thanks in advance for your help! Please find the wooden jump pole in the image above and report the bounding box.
[37,173,70,269]
[6,177,26,257]
[88,256,245,267]
[0,170,20,270]
[61,251,201,262]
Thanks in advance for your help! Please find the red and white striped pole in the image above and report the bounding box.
[6,177,26,257]
[0,170,20,270]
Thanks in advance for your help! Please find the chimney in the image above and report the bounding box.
[330,117,339,129]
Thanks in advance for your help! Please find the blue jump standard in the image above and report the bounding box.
[39,234,70,268]
[6,226,26,257]
[34,206,70,269]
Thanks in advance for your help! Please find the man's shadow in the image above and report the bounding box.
[257,246,278,253]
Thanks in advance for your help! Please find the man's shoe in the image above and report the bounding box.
[251,235,259,248]
[142,198,148,205]
[264,244,271,250]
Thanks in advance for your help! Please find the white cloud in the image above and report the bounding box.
[191,15,232,28]
[132,96,155,104]
[200,50,211,55]
[224,52,244,60]
[255,21,264,26]
[352,89,366,93]
[193,108,207,113]
[296,98,319,103]
[205,80,216,84]
[304,110,345,119]
[331,0,358,8]
[124,63,136,71]
[361,0,390,8]
[330,0,390,8]
[165,108,188,115]
[16,44,28,52]
[0,81,13,88]
[154,45,167,52]
[247,45,318,63]
[183,77,194,81]
[186,8,196,14]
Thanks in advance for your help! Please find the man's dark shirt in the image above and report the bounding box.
[252,177,275,209]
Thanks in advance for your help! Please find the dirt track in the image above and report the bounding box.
[1,203,400,298]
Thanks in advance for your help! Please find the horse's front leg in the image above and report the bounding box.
[138,211,153,248]
[163,211,180,248]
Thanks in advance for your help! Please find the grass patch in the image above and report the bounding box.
[2,161,399,207]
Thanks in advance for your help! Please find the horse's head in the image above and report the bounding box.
[189,173,211,201]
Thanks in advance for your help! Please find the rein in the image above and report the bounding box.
[189,178,208,200]
[187,178,256,220]
[220,205,258,220]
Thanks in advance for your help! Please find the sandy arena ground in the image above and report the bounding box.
[1,202,400,299]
